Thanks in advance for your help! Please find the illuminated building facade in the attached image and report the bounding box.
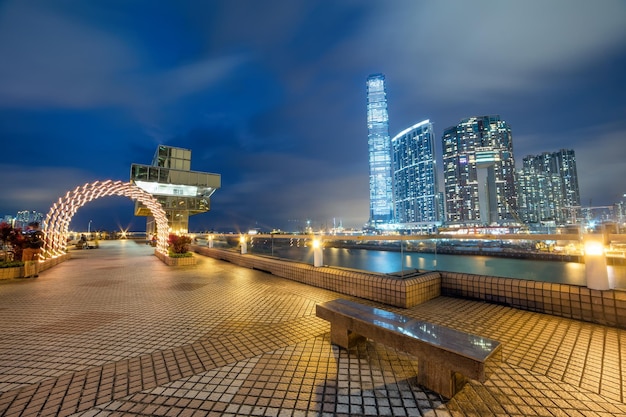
[14,210,44,229]
[518,149,580,224]
[367,74,394,228]
[130,145,221,234]
[442,116,517,225]
[392,120,439,229]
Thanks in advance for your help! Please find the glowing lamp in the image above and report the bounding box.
[240,235,247,254]
[583,234,612,290]
[313,238,323,267]
[584,241,604,256]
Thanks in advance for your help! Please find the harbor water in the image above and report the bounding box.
[263,246,626,289]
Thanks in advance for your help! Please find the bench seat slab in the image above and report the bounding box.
[316,299,502,398]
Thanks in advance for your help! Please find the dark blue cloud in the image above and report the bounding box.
[1,0,625,232]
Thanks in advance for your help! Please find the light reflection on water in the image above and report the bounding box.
[271,246,626,288]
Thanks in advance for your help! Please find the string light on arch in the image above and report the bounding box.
[43,180,169,257]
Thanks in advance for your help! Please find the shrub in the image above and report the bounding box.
[168,252,193,258]
[168,234,192,254]
[0,260,24,268]
[0,222,25,261]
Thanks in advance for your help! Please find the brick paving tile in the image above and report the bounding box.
[0,241,625,416]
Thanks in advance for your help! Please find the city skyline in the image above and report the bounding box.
[0,1,625,232]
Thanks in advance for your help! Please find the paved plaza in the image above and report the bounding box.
[0,240,625,416]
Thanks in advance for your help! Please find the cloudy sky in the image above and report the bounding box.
[1,0,625,233]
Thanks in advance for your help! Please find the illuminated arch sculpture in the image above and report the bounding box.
[43,180,169,256]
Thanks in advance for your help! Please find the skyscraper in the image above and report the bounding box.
[366,74,394,228]
[442,116,517,225]
[518,149,580,224]
[392,120,439,229]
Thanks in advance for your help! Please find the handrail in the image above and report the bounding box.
[228,233,584,242]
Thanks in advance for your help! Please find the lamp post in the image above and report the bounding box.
[313,238,323,267]
[584,234,613,290]
[240,235,247,254]
[88,220,92,235]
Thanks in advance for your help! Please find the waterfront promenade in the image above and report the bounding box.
[0,241,625,416]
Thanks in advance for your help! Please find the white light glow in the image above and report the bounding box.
[135,181,199,197]
[584,241,605,256]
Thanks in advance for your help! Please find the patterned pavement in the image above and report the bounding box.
[0,240,624,416]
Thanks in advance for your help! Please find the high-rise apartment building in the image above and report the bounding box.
[442,116,517,225]
[518,149,580,224]
[366,74,394,228]
[391,120,439,229]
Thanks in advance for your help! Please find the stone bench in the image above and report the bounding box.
[316,299,502,398]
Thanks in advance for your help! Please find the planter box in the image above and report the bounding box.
[0,267,22,280]
[155,250,197,266]
[0,253,71,280]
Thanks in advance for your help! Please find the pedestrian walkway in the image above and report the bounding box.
[0,240,624,416]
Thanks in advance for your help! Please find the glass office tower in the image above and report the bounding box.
[130,145,221,234]
[442,116,517,225]
[392,120,439,230]
[518,149,580,224]
[367,74,394,228]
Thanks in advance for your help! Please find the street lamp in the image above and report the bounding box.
[240,235,247,254]
[88,220,92,234]
[312,238,323,267]
[583,234,612,290]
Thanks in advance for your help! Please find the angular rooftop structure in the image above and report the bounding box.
[130,145,221,234]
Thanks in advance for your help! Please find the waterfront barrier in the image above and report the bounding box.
[439,271,626,329]
[192,245,440,308]
[192,245,626,330]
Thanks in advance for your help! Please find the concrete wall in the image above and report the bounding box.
[193,246,440,308]
[193,246,626,329]
[440,271,626,329]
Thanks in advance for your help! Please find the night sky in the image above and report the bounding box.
[1,1,625,233]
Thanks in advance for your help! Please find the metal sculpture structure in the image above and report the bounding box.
[43,180,169,256]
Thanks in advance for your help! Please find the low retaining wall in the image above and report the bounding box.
[193,246,440,308]
[440,271,626,329]
[0,253,71,280]
[193,246,626,329]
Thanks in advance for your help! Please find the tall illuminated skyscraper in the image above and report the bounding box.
[392,120,439,229]
[366,74,394,228]
[442,115,518,225]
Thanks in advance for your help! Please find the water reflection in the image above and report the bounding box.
[274,246,626,288]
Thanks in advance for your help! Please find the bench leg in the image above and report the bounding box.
[418,361,466,399]
[330,323,365,349]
